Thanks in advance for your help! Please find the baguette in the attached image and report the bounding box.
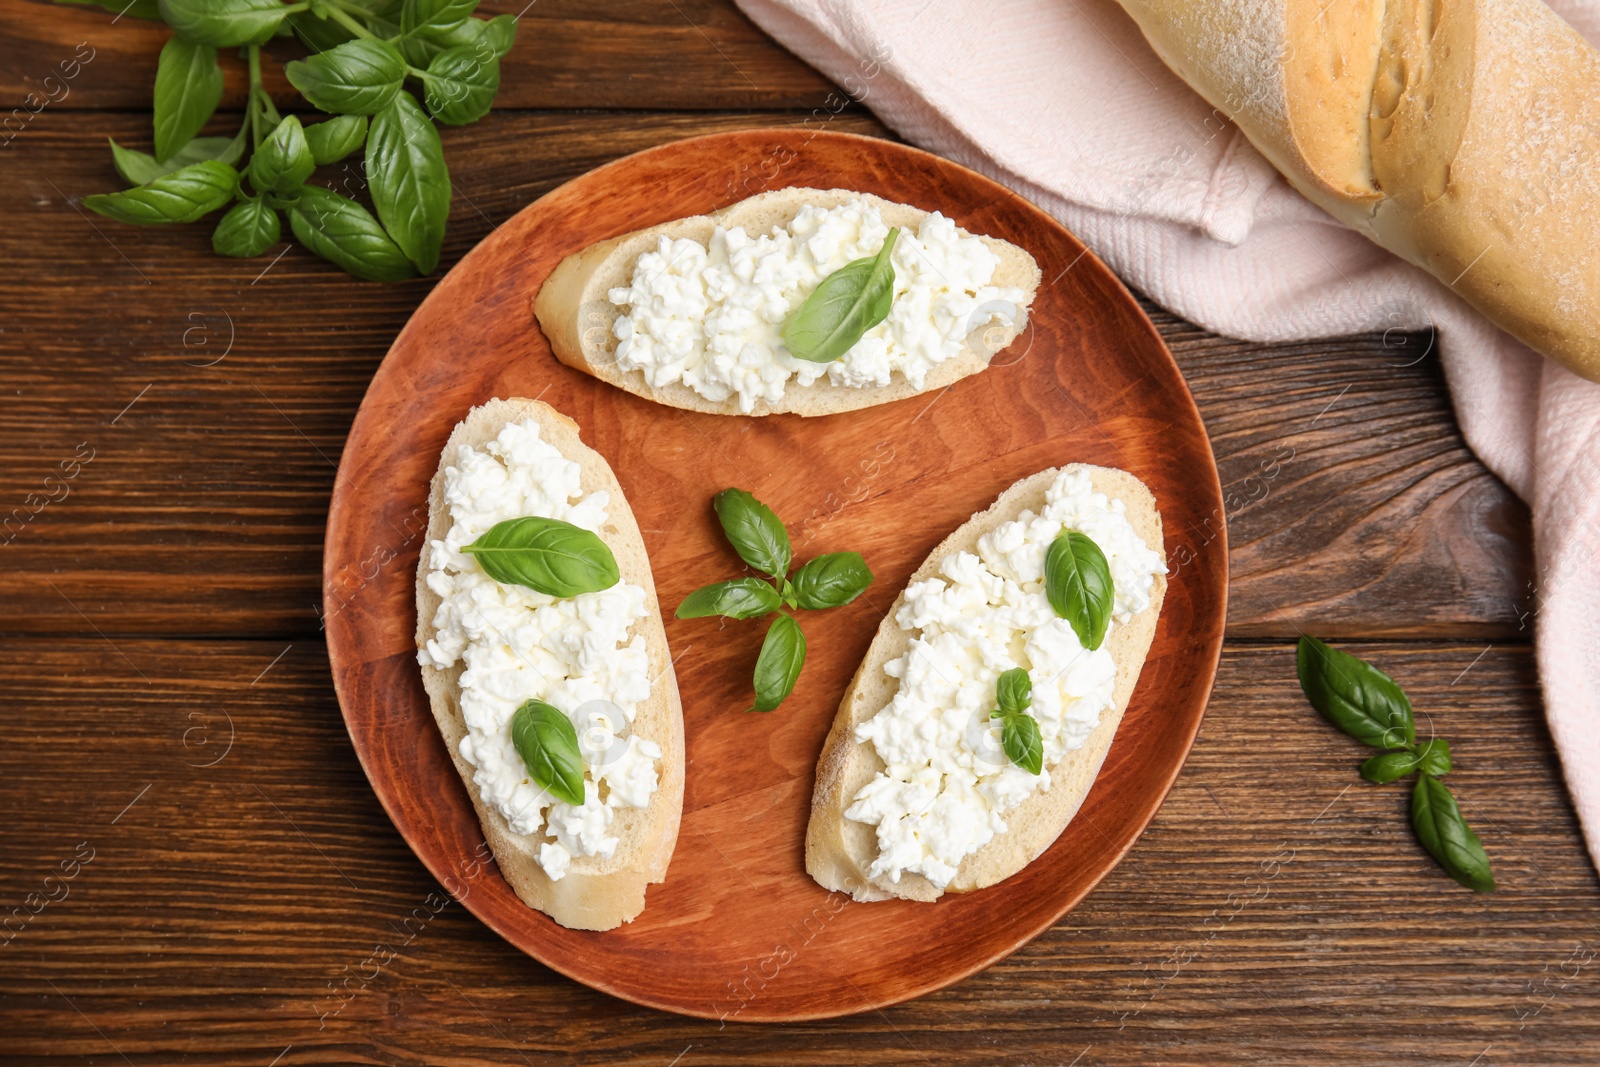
[807,465,1166,902]
[534,187,1041,416]
[1112,0,1600,382]
[415,398,684,930]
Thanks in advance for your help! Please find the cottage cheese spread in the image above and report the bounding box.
[845,469,1166,891]
[607,198,1028,413]
[417,417,661,881]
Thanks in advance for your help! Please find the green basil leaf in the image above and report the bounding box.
[510,698,585,807]
[287,9,357,51]
[110,132,246,186]
[676,578,780,621]
[400,14,515,65]
[109,139,168,187]
[367,91,450,273]
[249,115,315,195]
[1044,531,1114,651]
[1411,773,1494,892]
[1359,750,1420,785]
[1296,636,1416,749]
[152,36,223,162]
[995,667,1032,718]
[713,488,790,579]
[790,551,872,610]
[83,160,238,224]
[303,114,367,165]
[461,516,619,597]
[475,13,518,56]
[422,44,500,125]
[54,0,164,20]
[212,199,280,257]
[1415,737,1452,777]
[284,39,407,115]
[782,227,898,363]
[158,0,287,46]
[751,613,806,713]
[287,185,416,281]
[1000,713,1043,775]
[402,0,478,36]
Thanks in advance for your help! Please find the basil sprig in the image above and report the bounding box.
[677,489,873,712]
[510,699,584,807]
[65,0,515,281]
[782,228,900,363]
[1044,530,1114,651]
[1297,636,1494,892]
[461,516,620,598]
[990,667,1043,775]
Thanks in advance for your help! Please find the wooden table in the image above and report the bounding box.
[2,2,1596,1063]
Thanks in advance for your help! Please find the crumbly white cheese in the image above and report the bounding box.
[845,469,1166,891]
[417,418,662,881]
[607,198,1027,413]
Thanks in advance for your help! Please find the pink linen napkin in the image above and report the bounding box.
[734,0,1600,866]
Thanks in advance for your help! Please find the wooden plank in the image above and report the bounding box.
[1,638,1593,1064]
[0,0,836,113]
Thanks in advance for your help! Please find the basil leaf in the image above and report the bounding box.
[212,199,280,257]
[1411,774,1494,892]
[284,39,407,116]
[1416,737,1452,777]
[109,139,169,187]
[713,488,791,579]
[475,13,518,56]
[461,516,619,597]
[249,115,315,196]
[367,92,450,273]
[288,186,416,281]
[1359,750,1420,785]
[510,699,584,807]
[1044,531,1114,651]
[676,578,780,621]
[55,0,163,20]
[998,713,1043,775]
[152,36,223,162]
[111,132,246,187]
[287,9,358,52]
[751,613,806,713]
[1296,636,1416,749]
[84,160,238,224]
[995,667,1032,718]
[303,114,367,165]
[790,551,872,611]
[158,0,288,46]
[422,44,500,125]
[402,0,479,36]
[782,227,898,363]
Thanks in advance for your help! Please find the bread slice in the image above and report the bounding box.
[806,464,1166,901]
[533,187,1042,417]
[415,397,684,930]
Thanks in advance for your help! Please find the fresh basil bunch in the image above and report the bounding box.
[677,489,873,712]
[1297,636,1495,892]
[62,0,514,280]
[990,667,1043,775]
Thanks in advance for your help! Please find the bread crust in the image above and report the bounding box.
[532,187,1042,416]
[806,465,1167,902]
[415,397,684,931]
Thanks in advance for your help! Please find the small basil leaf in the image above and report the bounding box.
[995,667,1032,718]
[1296,636,1417,749]
[287,185,416,281]
[1359,750,1419,785]
[1411,773,1495,892]
[475,13,518,56]
[713,488,791,579]
[402,0,479,36]
[212,199,280,257]
[1044,531,1114,651]
[303,114,367,165]
[284,39,407,115]
[510,699,585,807]
[422,44,500,125]
[1416,737,1452,777]
[108,139,167,186]
[461,516,619,597]
[782,227,898,363]
[83,160,238,224]
[676,578,780,621]
[367,91,450,273]
[158,0,287,46]
[111,132,246,187]
[152,36,223,162]
[790,551,872,611]
[751,613,806,713]
[249,115,315,195]
[1000,713,1043,775]
[54,0,163,19]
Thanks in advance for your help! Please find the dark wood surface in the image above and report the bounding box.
[0,0,1587,1062]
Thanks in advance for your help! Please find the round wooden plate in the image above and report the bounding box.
[324,129,1226,1022]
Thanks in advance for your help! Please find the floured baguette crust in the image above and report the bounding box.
[533,187,1042,416]
[415,397,684,930]
[807,465,1167,902]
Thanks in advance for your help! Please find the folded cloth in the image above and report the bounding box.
[735,0,1600,867]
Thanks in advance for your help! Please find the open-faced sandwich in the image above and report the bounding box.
[534,187,1041,416]
[806,464,1167,901]
[415,398,684,930]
